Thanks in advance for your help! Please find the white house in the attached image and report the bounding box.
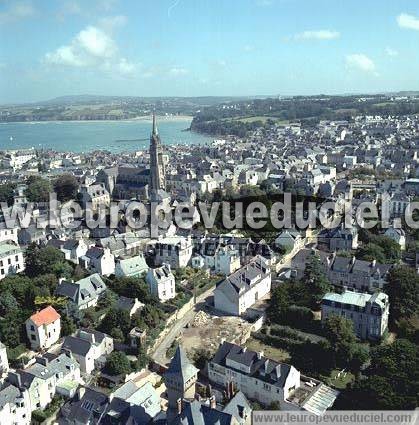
[214,256,271,316]
[25,306,61,350]
[153,236,193,269]
[321,290,389,341]
[0,241,25,280]
[8,351,81,411]
[0,342,9,379]
[62,329,114,374]
[384,227,406,250]
[0,384,31,425]
[274,229,303,252]
[78,183,110,211]
[0,223,19,244]
[115,254,149,278]
[55,274,107,317]
[60,239,90,264]
[208,341,338,414]
[214,246,241,276]
[146,264,176,302]
[80,247,115,276]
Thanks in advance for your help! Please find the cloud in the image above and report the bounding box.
[169,67,188,76]
[385,47,398,57]
[397,13,419,31]
[294,30,340,41]
[256,0,274,6]
[0,0,34,23]
[345,54,377,74]
[44,25,137,76]
[243,44,255,52]
[98,15,127,31]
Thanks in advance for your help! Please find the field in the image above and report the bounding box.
[245,337,290,363]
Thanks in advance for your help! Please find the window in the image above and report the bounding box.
[7,259,11,265]
[31,334,36,341]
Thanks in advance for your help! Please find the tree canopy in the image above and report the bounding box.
[53,174,79,202]
[25,176,52,203]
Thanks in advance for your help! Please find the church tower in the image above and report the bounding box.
[149,113,166,200]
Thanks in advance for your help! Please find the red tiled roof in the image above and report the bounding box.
[30,306,60,327]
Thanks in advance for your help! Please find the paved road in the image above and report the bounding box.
[151,285,215,365]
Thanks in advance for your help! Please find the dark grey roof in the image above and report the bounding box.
[61,387,109,424]
[62,336,92,357]
[173,400,234,425]
[211,341,291,389]
[164,346,198,384]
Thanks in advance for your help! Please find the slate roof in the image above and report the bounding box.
[216,255,269,295]
[164,346,198,384]
[211,341,291,389]
[61,387,109,424]
[56,273,106,308]
[0,384,22,410]
[174,400,234,425]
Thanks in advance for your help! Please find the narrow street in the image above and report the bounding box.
[151,285,215,365]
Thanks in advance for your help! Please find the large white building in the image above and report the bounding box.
[208,341,338,414]
[0,241,25,280]
[146,264,176,302]
[153,236,193,269]
[321,290,389,341]
[25,306,61,350]
[214,256,271,316]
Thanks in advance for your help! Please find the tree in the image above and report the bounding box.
[99,308,131,337]
[0,291,19,315]
[134,347,150,371]
[110,277,154,303]
[302,253,332,307]
[54,174,78,202]
[105,351,132,376]
[369,235,401,263]
[324,314,359,368]
[61,315,76,337]
[25,176,52,203]
[356,243,386,264]
[34,295,67,310]
[25,246,69,278]
[340,339,419,409]
[0,183,16,206]
[386,266,419,324]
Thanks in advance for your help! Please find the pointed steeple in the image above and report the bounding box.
[152,111,158,136]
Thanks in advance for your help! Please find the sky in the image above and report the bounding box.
[0,0,419,103]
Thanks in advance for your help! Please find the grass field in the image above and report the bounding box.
[245,337,290,363]
[322,369,355,390]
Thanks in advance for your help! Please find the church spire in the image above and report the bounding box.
[152,111,158,135]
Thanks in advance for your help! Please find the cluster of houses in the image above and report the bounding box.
[0,112,418,422]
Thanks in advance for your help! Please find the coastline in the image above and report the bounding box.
[0,115,193,125]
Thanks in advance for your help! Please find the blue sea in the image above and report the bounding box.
[0,118,211,153]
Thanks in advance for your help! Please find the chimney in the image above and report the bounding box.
[36,357,48,367]
[229,381,235,399]
[242,347,247,353]
[177,398,182,415]
[210,395,216,409]
[7,372,22,389]
[77,386,86,401]
[225,382,230,400]
[257,351,263,360]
